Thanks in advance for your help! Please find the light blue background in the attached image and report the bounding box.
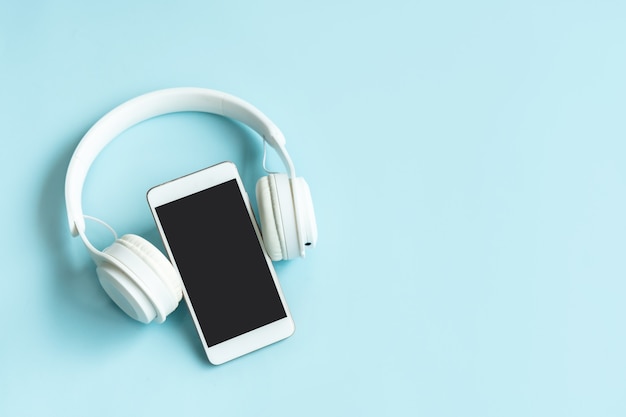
[1,1,625,416]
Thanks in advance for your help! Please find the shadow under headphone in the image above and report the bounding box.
[65,87,317,324]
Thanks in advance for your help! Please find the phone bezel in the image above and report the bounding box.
[146,161,295,365]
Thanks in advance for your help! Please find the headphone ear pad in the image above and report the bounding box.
[256,176,284,261]
[117,234,182,300]
[256,174,300,261]
[97,234,182,323]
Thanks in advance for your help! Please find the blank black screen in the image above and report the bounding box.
[155,179,287,347]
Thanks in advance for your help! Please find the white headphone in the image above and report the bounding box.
[65,87,317,324]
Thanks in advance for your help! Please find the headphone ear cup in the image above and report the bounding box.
[256,176,285,261]
[96,261,155,323]
[96,234,182,323]
[292,177,318,250]
[117,234,182,299]
[256,174,301,261]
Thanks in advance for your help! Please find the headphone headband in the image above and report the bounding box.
[65,87,296,237]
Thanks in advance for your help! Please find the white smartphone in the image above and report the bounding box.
[147,161,295,365]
